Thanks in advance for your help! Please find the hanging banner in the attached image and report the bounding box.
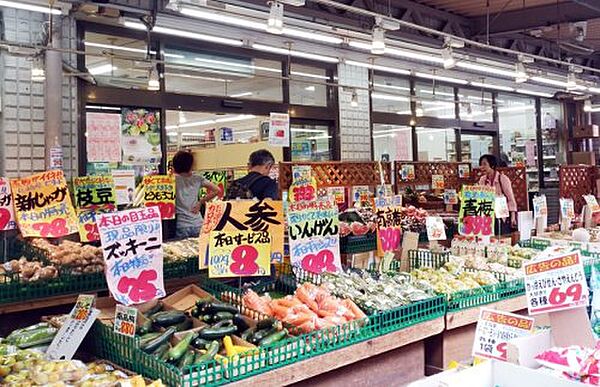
[86,112,122,162]
[375,196,403,256]
[458,185,495,237]
[208,230,271,277]
[458,164,471,179]
[584,195,600,214]
[533,195,548,219]
[121,108,162,165]
[73,175,117,242]
[560,198,575,220]
[287,200,341,274]
[97,207,165,305]
[400,164,415,181]
[268,112,290,147]
[443,189,458,205]
[472,308,534,361]
[201,170,227,199]
[426,216,446,241]
[199,200,284,267]
[524,251,588,315]
[143,175,176,220]
[495,196,510,219]
[431,174,445,190]
[10,170,78,238]
[0,178,16,230]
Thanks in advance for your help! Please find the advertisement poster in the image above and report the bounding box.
[10,170,78,238]
[400,164,415,181]
[0,177,16,230]
[121,108,162,165]
[533,195,548,219]
[326,187,346,206]
[287,200,341,274]
[458,185,496,237]
[351,185,372,204]
[208,230,271,277]
[443,189,458,205]
[426,216,446,241]
[375,196,403,256]
[199,200,284,267]
[472,309,534,361]
[432,174,445,190]
[112,170,136,205]
[142,175,176,220]
[458,164,471,179]
[201,170,227,199]
[97,207,165,305]
[289,166,317,202]
[524,251,588,315]
[268,112,290,147]
[73,175,117,242]
[86,112,122,162]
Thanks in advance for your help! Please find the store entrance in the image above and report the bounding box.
[459,131,497,167]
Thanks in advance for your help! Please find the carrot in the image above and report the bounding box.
[286,312,314,326]
[269,302,290,320]
[296,286,319,312]
[342,299,367,319]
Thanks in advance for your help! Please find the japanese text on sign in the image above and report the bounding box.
[143,175,176,220]
[375,196,403,256]
[289,166,317,202]
[208,230,271,278]
[533,195,548,219]
[524,252,588,315]
[287,200,341,274]
[472,308,534,361]
[73,175,117,242]
[432,174,444,190]
[584,195,600,214]
[201,170,227,199]
[97,207,165,306]
[426,216,446,241]
[400,165,415,181]
[444,189,458,205]
[560,198,575,219]
[114,304,137,337]
[459,185,495,237]
[10,170,78,238]
[0,177,16,230]
[200,200,284,267]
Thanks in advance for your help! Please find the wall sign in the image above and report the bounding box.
[375,196,403,256]
[73,175,117,242]
[268,112,290,146]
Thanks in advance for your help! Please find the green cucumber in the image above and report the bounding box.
[211,319,233,329]
[240,327,256,342]
[251,327,277,345]
[11,327,57,349]
[200,302,238,315]
[152,342,170,359]
[178,349,196,369]
[195,297,214,308]
[213,311,234,321]
[191,337,211,349]
[139,332,162,346]
[258,329,288,346]
[141,326,176,353]
[167,331,199,363]
[6,323,50,341]
[151,311,186,327]
[190,307,201,318]
[198,324,237,340]
[144,301,163,317]
[194,340,219,363]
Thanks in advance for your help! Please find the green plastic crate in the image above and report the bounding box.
[164,256,200,280]
[92,321,139,373]
[340,233,377,254]
[446,278,525,312]
[408,249,451,270]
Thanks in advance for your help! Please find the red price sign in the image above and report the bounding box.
[524,252,589,315]
[461,215,493,236]
[114,304,137,338]
[291,184,316,202]
[301,249,338,274]
[379,227,401,252]
[32,218,71,238]
[0,208,13,230]
[230,245,260,275]
[146,201,175,220]
[472,308,533,361]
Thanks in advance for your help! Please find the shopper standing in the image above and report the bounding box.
[172,150,220,238]
[227,149,279,200]
[478,154,517,234]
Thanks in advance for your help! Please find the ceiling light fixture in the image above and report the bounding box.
[371,19,386,55]
[88,64,117,75]
[84,41,184,58]
[530,75,568,88]
[266,1,284,35]
[30,56,45,82]
[566,72,578,91]
[455,62,515,78]
[123,20,244,47]
[147,64,160,91]
[414,72,468,85]
[344,60,410,75]
[469,81,514,92]
[371,93,410,102]
[515,89,554,98]
[0,0,62,14]
[441,46,455,69]
[350,89,359,107]
[515,62,528,83]
[251,43,339,63]
[230,91,253,98]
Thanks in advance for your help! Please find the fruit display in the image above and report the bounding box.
[242,282,367,333]
[1,258,58,283]
[163,238,199,262]
[339,207,377,237]
[320,270,433,312]
[410,266,499,296]
[29,239,104,274]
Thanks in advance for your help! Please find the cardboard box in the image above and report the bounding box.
[162,284,217,312]
[572,151,596,165]
[573,124,599,138]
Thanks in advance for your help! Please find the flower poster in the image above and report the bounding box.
[121,108,162,165]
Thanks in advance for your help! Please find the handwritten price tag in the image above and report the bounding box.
[459,185,495,237]
[208,230,271,277]
[524,252,589,315]
[114,304,137,337]
[584,195,600,214]
[472,308,534,361]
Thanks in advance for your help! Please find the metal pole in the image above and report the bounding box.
[44,17,63,169]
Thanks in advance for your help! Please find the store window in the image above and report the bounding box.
[165,110,282,169]
[459,88,493,122]
[461,134,495,167]
[371,75,411,114]
[164,46,283,102]
[84,32,149,89]
[289,64,328,107]
[414,82,456,119]
[416,127,456,161]
[290,123,332,161]
[372,124,413,161]
[497,94,537,189]
[541,99,564,186]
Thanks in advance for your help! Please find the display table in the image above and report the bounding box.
[229,317,444,386]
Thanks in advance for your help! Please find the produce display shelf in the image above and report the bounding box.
[340,233,377,254]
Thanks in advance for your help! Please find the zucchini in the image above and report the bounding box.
[195,297,214,308]
[137,319,153,335]
[200,302,238,315]
[152,343,170,359]
[198,325,237,340]
[240,327,256,342]
[167,331,199,363]
[175,318,193,332]
[151,311,186,327]
[211,319,233,329]
[194,340,219,363]
[251,327,277,344]
[213,311,234,321]
[191,337,211,349]
[190,307,201,318]
[144,301,164,317]
[256,318,276,331]
[258,329,287,346]
[139,332,162,346]
[178,349,196,369]
[141,326,176,353]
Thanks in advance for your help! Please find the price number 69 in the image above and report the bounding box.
[549,283,583,305]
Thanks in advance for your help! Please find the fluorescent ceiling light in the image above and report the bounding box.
[290,70,329,80]
[167,119,214,130]
[371,93,410,102]
[89,64,117,75]
[566,72,578,91]
[266,1,284,34]
[215,114,256,123]
[283,27,343,44]
[290,128,327,133]
[515,89,554,98]
[230,91,253,98]
[348,41,445,65]
[371,27,386,55]
[84,41,184,58]
[344,60,410,76]
[415,72,468,85]
[85,105,121,111]
[194,57,281,73]
[373,83,410,92]
[530,76,568,88]
[304,85,316,91]
[123,21,244,47]
[372,127,411,135]
[167,132,178,136]
[469,81,514,92]
[181,132,205,136]
[396,110,412,115]
[166,114,256,130]
[588,87,600,94]
[252,43,339,63]
[456,62,515,78]
[306,135,332,140]
[497,105,536,113]
[418,89,455,97]
[0,0,62,14]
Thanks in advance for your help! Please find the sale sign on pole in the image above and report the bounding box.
[458,185,495,237]
[97,207,165,305]
[375,196,403,256]
[143,175,176,220]
[560,198,575,219]
[0,178,16,230]
[208,230,271,277]
[10,170,78,238]
[73,175,117,242]
[200,200,284,267]
[472,308,534,361]
[533,195,548,219]
[287,200,342,274]
[524,251,588,315]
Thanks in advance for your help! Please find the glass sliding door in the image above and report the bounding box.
[460,133,496,167]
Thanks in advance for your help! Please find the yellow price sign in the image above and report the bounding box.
[208,230,271,278]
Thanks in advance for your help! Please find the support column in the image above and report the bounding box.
[44,17,63,169]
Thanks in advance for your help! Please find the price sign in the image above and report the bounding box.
[200,170,227,199]
[97,207,165,305]
[289,165,317,202]
[143,175,176,220]
[495,196,509,219]
[432,174,445,190]
[73,175,117,242]
[375,196,403,255]
[400,165,415,181]
[472,308,534,361]
[444,189,458,205]
[114,304,137,337]
[459,185,495,237]
[327,187,346,206]
[10,170,78,237]
[426,216,446,241]
[533,195,548,218]
[351,185,372,205]
[524,251,588,315]
[0,178,16,230]
[560,198,575,219]
[584,195,600,214]
[287,200,342,274]
[208,230,271,277]
[458,164,471,179]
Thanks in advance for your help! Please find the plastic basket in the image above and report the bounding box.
[446,278,525,312]
[164,256,200,280]
[92,321,139,373]
[408,249,451,270]
[340,233,377,254]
